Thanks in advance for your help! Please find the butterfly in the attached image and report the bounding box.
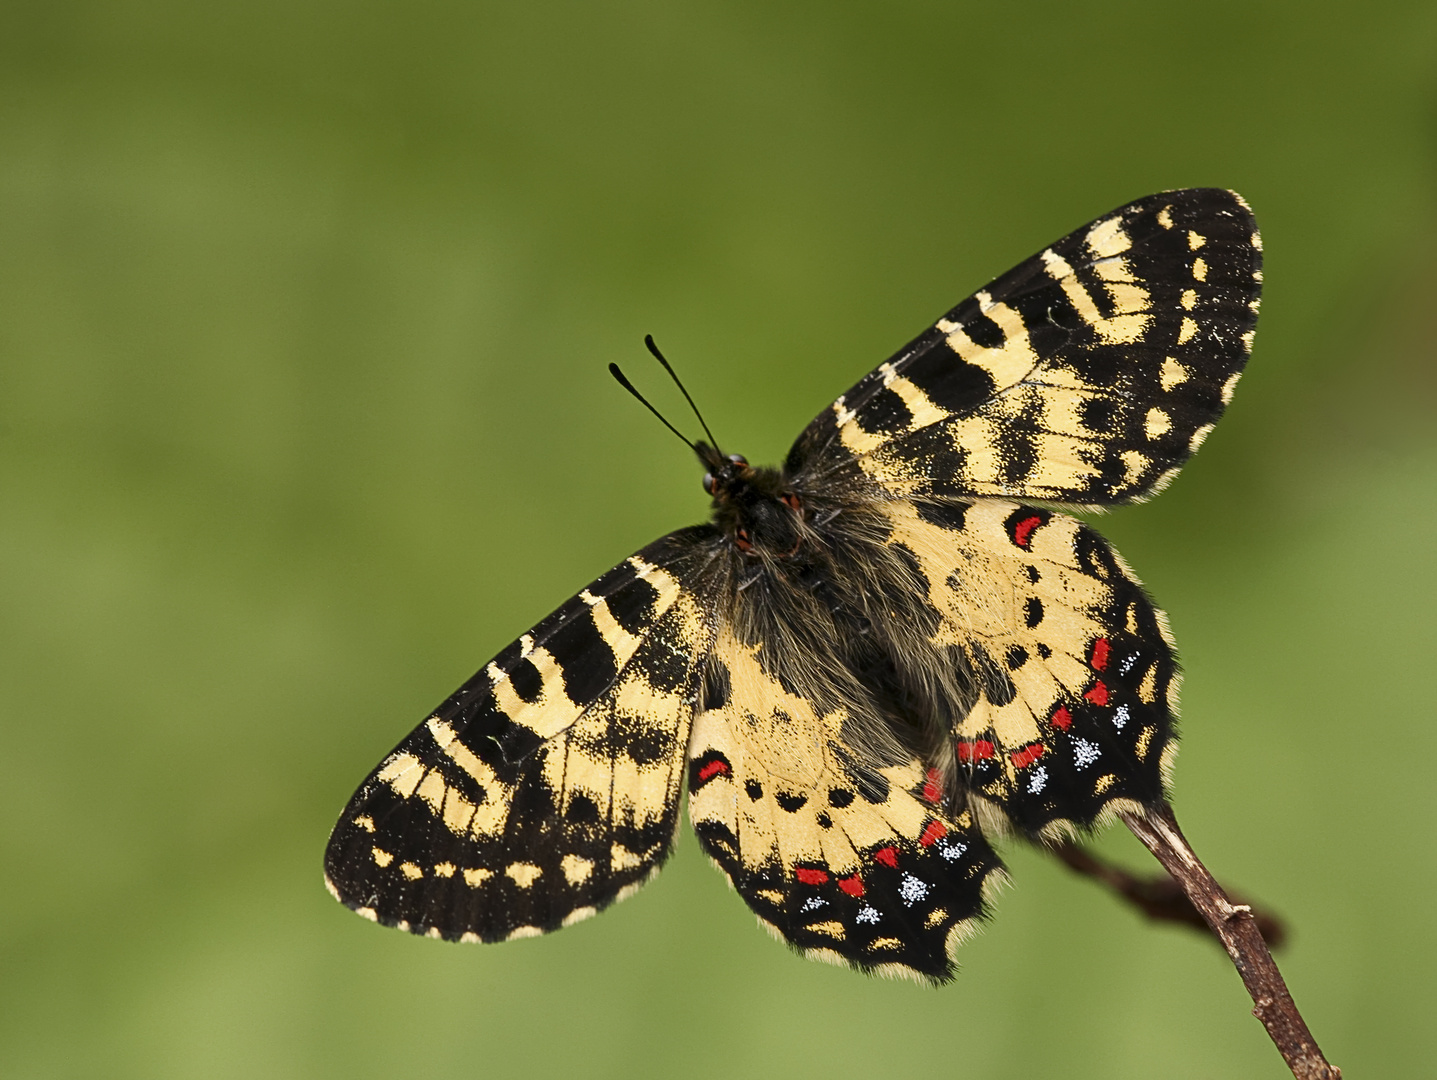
[324,189,1262,982]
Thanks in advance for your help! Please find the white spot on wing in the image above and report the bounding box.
[938,839,967,862]
[1027,765,1048,794]
[1072,739,1101,769]
[899,874,929,906]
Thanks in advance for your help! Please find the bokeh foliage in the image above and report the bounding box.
[2,2,1435,1077]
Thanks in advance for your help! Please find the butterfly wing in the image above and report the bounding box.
[787,188,1261,504]
[686,625,1004,982]
[877,498,1177,836]
[324,528,720,941]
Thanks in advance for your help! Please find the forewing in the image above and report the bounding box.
[324,528,720,942]
[787,189,1261,503]
[687,626,1003,983]
[884,498,1177,835]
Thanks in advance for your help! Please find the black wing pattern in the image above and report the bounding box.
[687,624,1004,982]
[324,529,719,941]
[875,497,1179,837]
[786,189,1261,504]
[327,188,1262,983]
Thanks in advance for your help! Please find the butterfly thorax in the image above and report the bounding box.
[704,459,982,803]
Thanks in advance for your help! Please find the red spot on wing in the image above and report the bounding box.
[1010,742,1046,769]
[697,759,730,783]
[838,874,865,897]
[1050,706,1072,731]
[919,820,948,847]
[1090,637,1111,671]
[795,867,829,886]
[957,739,996,763]
[1085,680,1110,707]
[873,846,899,868]
[1012,515,1044,549]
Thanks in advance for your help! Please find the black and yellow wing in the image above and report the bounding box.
[686,625,1003,983]
[324,529,719,941]
[787,188,1261,505]
[326,189,1262,980]
[876,498,1178,837]
[774,188,1260,842]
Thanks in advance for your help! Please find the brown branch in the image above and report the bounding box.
[1050,837,1288,949]
[1121,803,1340,1080]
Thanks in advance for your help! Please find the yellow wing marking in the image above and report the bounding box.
[689,626,935,876]
[881,499,1112,783]
[536,585,711,856]
[942,292,1039,387]
[1040,243,1151,346]
[486,562,685,739]
[372,570,710,856]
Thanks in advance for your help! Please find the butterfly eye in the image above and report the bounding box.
[734,528,753,552]
[703,473,715,495]
[728,454,748,467]
[780,492,801,512]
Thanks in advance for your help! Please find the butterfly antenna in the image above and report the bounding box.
[608,362,698,453]
[644,335,722,456]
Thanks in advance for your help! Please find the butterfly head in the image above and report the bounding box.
[699,443,804,557]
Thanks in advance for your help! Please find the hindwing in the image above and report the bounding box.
[787,189,1262,504]
[686,626,1003,982]
[324,528,720,941]
[879,498,1177,835]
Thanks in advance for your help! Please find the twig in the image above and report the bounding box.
[1121,802,1340,1080]
[1050,838,1288,949]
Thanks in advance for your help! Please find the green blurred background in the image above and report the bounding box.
[2,2,1434,1077]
